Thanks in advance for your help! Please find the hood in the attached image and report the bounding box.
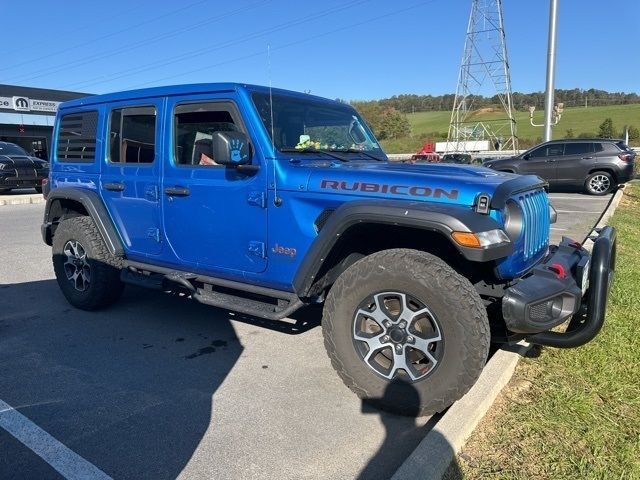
[483,156,518,167]
[0,154,48,168]
[291,160,520,207]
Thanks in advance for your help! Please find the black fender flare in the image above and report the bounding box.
[293,199,513,296]
[41,187,124,257]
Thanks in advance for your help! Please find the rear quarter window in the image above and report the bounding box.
[56,111,98,163]
[595,142,622,154]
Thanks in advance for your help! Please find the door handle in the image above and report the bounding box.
[104,182,125,191]
[164,186,190,197]
[581,156,594,160]
[545,159,556,163]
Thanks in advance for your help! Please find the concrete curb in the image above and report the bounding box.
[392,188,627,480]
[391,343,530,480]
[582,187,625,252]
[0,194,44,206]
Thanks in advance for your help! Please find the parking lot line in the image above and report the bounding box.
[548,196,606,200]
[0,399,112,480]
[556,210,602,214]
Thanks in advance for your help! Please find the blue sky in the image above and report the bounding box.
[1,0,637,100]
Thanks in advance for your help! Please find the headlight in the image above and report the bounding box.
[451,229,510,248]
[503,200,523,240]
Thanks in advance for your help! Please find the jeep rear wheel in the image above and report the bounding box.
[322,248,490,416]
[53,216,124,310]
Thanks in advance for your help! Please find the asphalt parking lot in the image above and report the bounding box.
[0,191,613,480]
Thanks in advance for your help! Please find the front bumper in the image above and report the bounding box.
[0,170,47,189]
[502,226,616,347]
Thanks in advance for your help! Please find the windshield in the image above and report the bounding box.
[252,92,384,157]
[0,143,28,156]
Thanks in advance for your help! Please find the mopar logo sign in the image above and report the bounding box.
[0,95,61,113]
[13,97,30,111]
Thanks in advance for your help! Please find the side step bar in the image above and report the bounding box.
[194,285,304,320]
[121,261,305,320]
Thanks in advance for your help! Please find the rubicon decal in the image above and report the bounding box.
[320,180,459,199]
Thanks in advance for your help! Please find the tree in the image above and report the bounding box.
[598,118,615,138]
[565,128,575,138]
[627,125,639,142]
[351,102,410,140]
[378,108,411,139]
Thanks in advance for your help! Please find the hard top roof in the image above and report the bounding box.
[58,83,342,110]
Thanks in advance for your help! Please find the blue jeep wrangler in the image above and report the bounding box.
[42,84,616,416]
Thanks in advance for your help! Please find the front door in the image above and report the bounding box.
[100,101,163,256]
[520,144,563,182]
[161,96,268,275]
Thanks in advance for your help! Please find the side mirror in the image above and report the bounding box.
[523,153,530,160]
[211,131,252,167]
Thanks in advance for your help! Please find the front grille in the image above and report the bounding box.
[515,189,550,260]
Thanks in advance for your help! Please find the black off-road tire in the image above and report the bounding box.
[322,248,490,417]
[52,216,124,310]
[585,171,614,195]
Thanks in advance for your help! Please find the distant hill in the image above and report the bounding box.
[378,103,640,153]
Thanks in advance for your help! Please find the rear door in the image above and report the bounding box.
[519,144,563,182]
[100,101,163,257]
[556,142,594,186]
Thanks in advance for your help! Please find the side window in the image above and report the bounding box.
[529,145,563,158]
[593,143,604,153]
[56,111,98,163]
[109,106,156,164]
[174,102,240,167]
[547,145,564,156]
[528,146,546,158]
[563,143,593,156]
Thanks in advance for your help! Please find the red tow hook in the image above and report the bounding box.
[549,262,566,279]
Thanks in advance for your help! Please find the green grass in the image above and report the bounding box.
[455,182,640,480]
[381,104,640,153]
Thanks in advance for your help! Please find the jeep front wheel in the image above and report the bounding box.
[52,216,124,310]
[322,248,490,416]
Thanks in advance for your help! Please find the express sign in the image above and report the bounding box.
[0,96,60,113]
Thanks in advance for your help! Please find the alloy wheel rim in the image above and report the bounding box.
[352,291,443,382]
[589,175,610,193]
[63,240,91,292]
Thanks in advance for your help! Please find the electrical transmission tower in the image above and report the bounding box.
[447,0,518,153]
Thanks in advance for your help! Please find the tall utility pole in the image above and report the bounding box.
[543,0,558,141]
[447,0,518,153]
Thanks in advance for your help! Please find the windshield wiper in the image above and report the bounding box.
[280,148,348,162]
[333,148,386,161]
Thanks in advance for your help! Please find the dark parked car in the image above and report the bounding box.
[0,141,49,194]
[441,153,481,165]
[483,139,636,195]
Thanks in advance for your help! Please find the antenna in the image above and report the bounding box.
[268,44,282,207]
[447,0,518,154]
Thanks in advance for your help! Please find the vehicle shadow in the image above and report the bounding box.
[0,276,262,479]
[357,380,461,480]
